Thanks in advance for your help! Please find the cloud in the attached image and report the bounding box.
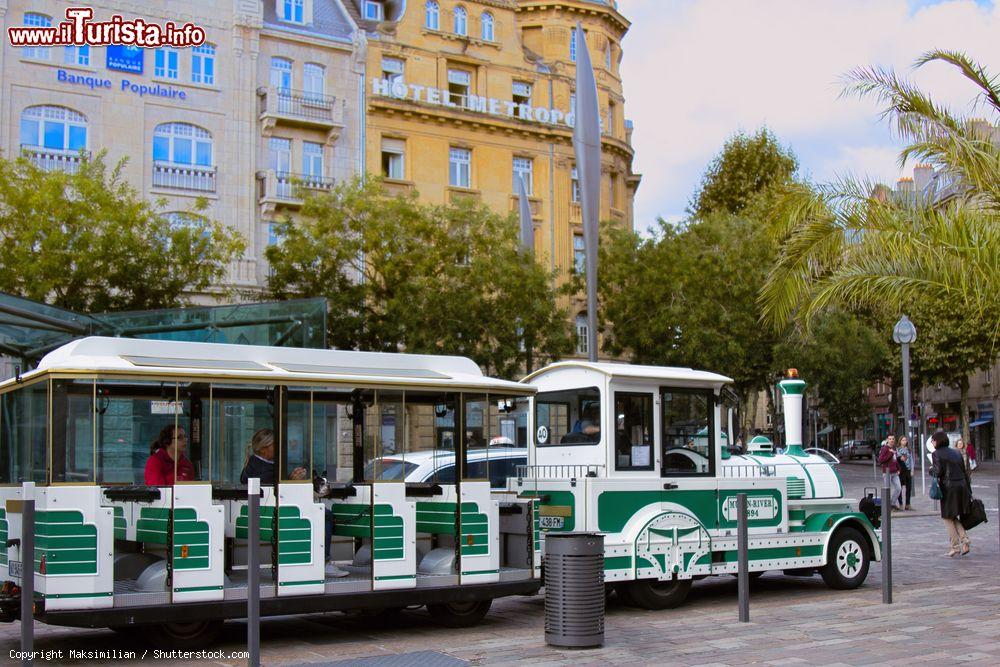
[616,0,1000,230]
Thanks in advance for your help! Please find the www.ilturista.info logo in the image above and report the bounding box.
[7,7,206,49]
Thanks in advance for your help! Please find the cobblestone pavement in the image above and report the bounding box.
[3,463,998,666]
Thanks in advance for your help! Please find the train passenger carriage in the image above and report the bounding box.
[0,337,539,646]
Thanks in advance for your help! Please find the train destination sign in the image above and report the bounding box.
[372,77,576,128]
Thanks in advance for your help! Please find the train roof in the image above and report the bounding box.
[3,337,532,394]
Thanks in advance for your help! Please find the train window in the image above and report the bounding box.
[661,388,714,476]
[614,392,654,471]
[535,387,600,447]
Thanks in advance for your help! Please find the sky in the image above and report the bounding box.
[615,0,1000,231]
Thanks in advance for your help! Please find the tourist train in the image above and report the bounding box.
[0,337,879,646]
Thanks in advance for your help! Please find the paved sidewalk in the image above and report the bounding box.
[3,466,998,665]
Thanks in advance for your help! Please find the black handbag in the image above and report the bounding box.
[960,498,988,531]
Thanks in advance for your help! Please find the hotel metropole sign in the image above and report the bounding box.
[372,78,577,128]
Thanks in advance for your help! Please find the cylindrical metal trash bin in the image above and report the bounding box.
[544,532,605,648]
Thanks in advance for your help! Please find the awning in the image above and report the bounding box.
[969,417,994,429]
[817,425,835,436]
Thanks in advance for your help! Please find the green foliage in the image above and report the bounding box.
[600,213,778,401]
[266,176,573,378]
[0,152,245,312]
[777,311,889,430]
[762,52,1000,343]
[689,127,799,218]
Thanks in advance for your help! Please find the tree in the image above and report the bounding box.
[266,177,573,378]
[600,213,779,433]
[0,152,245,312]
[602,128,799,435]
[690,127,799,219]
[761,51,1000,341]
[777,311,889,433]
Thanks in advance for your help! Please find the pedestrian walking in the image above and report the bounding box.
[966,439,978,472]
[896,436,913,510]
[930,430,972,557]
[955,438,972,475]
[877,434,902,511]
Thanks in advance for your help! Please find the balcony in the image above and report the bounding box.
[447,186,481,205]
[152,161,217,193]
[258,170,335,213]
[258,87,345,142]
[21,145,90,173]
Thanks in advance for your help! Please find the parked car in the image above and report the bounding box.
[838,439,874,460]
[365,447,528,489]
[806,447,841,465]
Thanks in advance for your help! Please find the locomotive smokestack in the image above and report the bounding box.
[778,369,807,457]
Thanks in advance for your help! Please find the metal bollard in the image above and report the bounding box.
[737,492,749,622]
[882,484,892,604]
[21,482,35,667]
[544,532,605,648]
[247,478,260,667]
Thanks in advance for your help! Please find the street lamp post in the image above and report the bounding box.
[893,315,919,495]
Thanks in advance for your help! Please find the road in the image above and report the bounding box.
[3,461,998,665]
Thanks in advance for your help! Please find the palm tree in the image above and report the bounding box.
[759,51,1000,341]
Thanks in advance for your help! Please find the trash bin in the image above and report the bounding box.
[544,532,605,648]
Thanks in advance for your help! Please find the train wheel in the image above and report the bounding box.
[142,619,224,649]
[820,527,870,590]
[426,599,492,628]
[625,576,692,610]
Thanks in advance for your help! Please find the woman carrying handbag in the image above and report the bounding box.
[930,430,972,556]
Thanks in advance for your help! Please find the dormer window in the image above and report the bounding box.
[280,0,305,24]
[364,1,383,21]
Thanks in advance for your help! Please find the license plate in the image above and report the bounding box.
[8,560,22,579]
[539,516,564,529]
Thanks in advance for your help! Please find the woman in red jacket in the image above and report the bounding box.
[144,424,196,485]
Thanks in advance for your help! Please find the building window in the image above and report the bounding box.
[164,212,205,232]
[570,27,578,62]
[269,136,292,174]
[381,137,405,180]
[191,44,215,85]
[481,12,494,41]
[512,81,531,117]
[270,57,293,92]
[364,1,383,20]
[63,44,90,66]
[22,13,52,60]
[454,6,467,36]
[20,106,88,152]
[573,233,585,274]
[606,100,616,135]
[662,389,714,476]
[268,222,283,247]
[425,1,439,29]
[570,93,577,116]
[154,47,179,79]
[447,68,471,106]
[381,57,404,84]
[576,313,589,355]
[303,141,324,177]
[571,166,580,203]
[986,368,993,385]
[153,122,213,166]
[605,44,612,69]
[281,0,305,23]
[513,156,533,195]
[303,63,325,99]
[449,147,471,188]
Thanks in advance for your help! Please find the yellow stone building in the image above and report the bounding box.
[349,0,640,356]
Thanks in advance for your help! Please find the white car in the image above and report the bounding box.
[805,447,840,465]
[365,446,529,489]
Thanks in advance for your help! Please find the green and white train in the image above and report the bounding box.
[0,338,879,645]
[515,361,880,609]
